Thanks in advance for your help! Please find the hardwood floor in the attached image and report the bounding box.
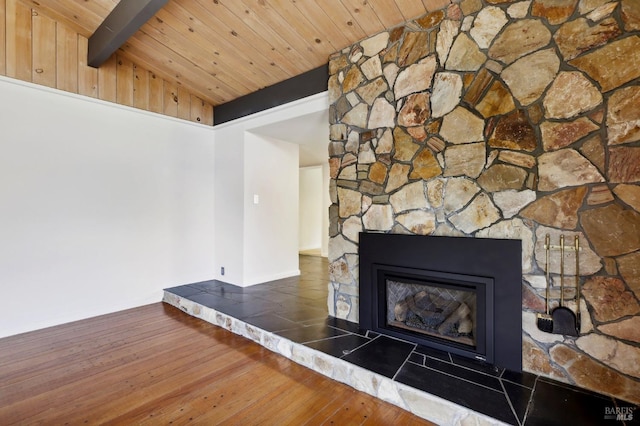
[0,302,433,425]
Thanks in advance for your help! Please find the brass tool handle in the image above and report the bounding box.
[545,234,550,314]
[560,235,565,307]
[575,235,581,324]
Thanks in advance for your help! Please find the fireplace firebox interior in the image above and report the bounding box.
[378,265,494,363]
[359,233,522,372]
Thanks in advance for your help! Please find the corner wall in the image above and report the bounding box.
[327,0,640,404]
[213,92,329,286]
[243,133,300,285]
[0,77,215,338]
[299,166,324,252]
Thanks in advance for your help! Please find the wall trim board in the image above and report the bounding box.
[0,74,214,130]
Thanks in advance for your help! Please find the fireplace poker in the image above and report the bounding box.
[575,235,581,332]
[536,234,554,333]
[551,235,579,336]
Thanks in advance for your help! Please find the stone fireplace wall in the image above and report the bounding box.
[326,0,640,404]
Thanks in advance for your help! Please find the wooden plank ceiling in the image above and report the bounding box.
[25,0,453,107]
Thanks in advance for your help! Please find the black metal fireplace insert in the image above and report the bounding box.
[359,233,522,372]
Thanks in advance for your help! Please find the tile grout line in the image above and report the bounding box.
[521,376,540,426]
[406,360,505,395]
[499,376,524,426]
[391,347,417,381]
[340,334,380,358]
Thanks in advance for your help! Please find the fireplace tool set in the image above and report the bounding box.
[536,234,581,336]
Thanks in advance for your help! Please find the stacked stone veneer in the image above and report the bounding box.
[327,0,640,404]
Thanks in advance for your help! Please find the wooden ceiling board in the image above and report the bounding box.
[239,0,328,65]
[308,1,368,45]
[423,0,454,12]
[212,0,318,71]
[366,0,407,30]
[25,0,112,35]
[394,0,428,21]
[167,0,295,85]
[26,1,88,37]
[337,0,386,37]
[190,0,310,76]
[119,33,236,104]
[286,0,353,51]
[266,0,343,53]
[59,0,118,30]
[142,9,259,94]
[23,0,453,108]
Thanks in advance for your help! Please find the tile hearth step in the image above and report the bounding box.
[163,279,637,425]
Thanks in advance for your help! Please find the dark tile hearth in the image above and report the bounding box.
[164,255,639,426]
[342,335,415,379]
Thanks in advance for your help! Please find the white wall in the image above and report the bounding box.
[213,92,328,286]
[321,162,330,257]
[212,124,245,285]
[299,166,323,251]
[243,133,299,285]
[0,77,215,338]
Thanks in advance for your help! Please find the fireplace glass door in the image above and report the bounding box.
[373,264,494,363]
[387,278,478,348]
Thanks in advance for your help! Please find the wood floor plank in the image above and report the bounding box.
[139,353,296,424]
[105,353,269,423]
[2,326,225,414]
[0,303,434,425]
[0,318,192,376]
[0,322,222,404]
[0,307,213,382]
[1,333,232,422]
[229,371,351,425]
[60,344,262,424]
[0,303,168,357]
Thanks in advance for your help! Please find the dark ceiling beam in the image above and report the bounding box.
[88,0,169,68]
[214,65,329,125]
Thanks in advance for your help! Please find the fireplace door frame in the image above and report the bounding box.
[359,233,522,372]
[373,264,495,364]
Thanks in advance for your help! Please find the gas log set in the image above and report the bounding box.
[389,280,476,346]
